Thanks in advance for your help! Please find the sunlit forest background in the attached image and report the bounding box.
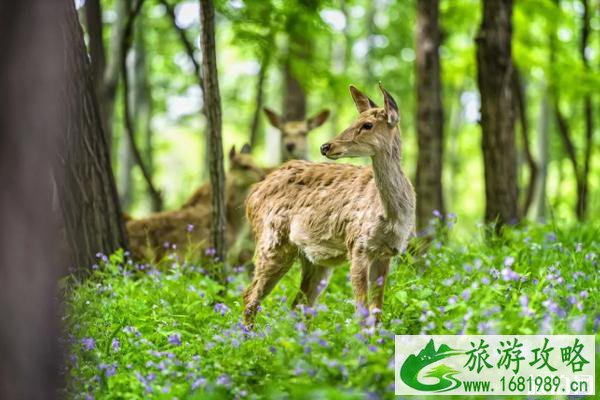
[89,0,599,230]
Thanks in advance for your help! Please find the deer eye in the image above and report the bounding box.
[362,122,373,130]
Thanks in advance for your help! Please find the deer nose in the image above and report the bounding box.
[320,143,331,156]
[285,143,295,152]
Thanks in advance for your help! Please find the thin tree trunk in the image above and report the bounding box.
[283,61,306,122]
[534,84,550,221]
[578,0,593,219]
[120,0,163,211]
[415,0,445,232]
[512,66,538,217]
[364,0,376,82]
[476,0,519,228]
[199,0,227,275]
[249,55,269,148]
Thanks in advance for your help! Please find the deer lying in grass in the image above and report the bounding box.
[127,145,267,262]
[263,108,330,161]
[243,84,415,325]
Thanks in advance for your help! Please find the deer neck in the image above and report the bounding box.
[371,132,413,221]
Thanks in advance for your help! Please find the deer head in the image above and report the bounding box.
[263,108,330,160]
[228,144,267,186]
[320,83,399,160]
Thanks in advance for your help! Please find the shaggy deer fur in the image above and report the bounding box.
[244,84,415,325]
[127,145,267,261]
[263,108,330,161]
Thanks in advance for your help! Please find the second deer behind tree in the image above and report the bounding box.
[244,84,415,326]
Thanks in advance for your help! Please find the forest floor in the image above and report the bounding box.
[63,220,599,399]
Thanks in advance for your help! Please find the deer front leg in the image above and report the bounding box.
[292,255,332,308]
[350,249,369,316]
[368,257,390,321]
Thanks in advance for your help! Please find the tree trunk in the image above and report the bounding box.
[578,0,592,219]
[84,0,105,97]
[56,0,129,271]
[249,55,269,148]
[512,66,538,217]
[534,84,550,221]
[120,0,163,211]
[476,0,519,227]
[283,61,306,122]
[0,2,72,397]
[102,0,132,152]
[364,0,376,82]
[415,0,445,232]
[199,0,227,274]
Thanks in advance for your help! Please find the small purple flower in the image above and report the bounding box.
[461,289,471,301]
[546,232,557,242]
[105,364,117,378]
[111,337,120,353]
[376,276,384,287]
[503,256,515,267]
[567,295,577,305]
[519,294,529,307]
[187,224,194,232]
[204,247,216,257]
[448,295,457,305]
[216,374,231,388]
[580,290,589,299]
[81,337,95,351]
[570,315,586,333]
[501,267,519,281]
[295,322,306,332]
[432,209,442,218]
[191,377,206,390]
[481,276,490,285]
[168,333,181,346]
[214,303,230,316]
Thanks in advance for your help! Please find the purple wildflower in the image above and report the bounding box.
[168,333,181,346]
[580,290,589,298]
[111,338,120,353]
[503,256,515,267]
[376,275,384,287]
[191,377,206,390]
[216,374,231,388]
[81,337,95,351]
[432,209,442,218]
[545,232,557,242]
[187,224,194,232]
[501,267,519,281]
[214,303,230,316]
[461,289,471,301]
[204,247,216,257]
[570,315,586,333]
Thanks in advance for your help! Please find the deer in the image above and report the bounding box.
[243,84,416,326]
[263,108,330,161]
[127,144,267,262]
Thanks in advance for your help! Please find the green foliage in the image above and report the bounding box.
[64,221,599,398]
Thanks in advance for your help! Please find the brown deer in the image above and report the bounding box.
[127,144,267,262]
[263,108,330,161]
[243,84,415,326]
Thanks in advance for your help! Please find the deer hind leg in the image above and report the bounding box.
[368,257,390,322]
[292,255,333,308]
[243,244,295,327]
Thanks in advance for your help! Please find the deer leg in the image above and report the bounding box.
[292,255,333,308]
[350,249,369,316]
[368,257,390,321]
[243,245,295,327]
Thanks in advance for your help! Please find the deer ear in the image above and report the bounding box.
[379,82,399,125]
[263,107,282,129]
[349,85,375,113]
[240,143,251,154]
[306,109,330,130]
[229,145,236,160]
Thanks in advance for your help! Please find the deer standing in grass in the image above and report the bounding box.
[263,108,330,161]
[243,84,415,326]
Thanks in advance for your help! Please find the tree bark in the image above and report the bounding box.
[534,85,550,221]
[56,0,129,271]
[199,0,227,274]
[415,0,445,232]
[283,61,306,122]
[476,0,519,228]
[512,66,538,217]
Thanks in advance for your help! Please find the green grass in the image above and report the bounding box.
[63,220,599,399]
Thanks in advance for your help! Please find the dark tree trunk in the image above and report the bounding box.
[0,2,70,397]
[249,55,269,148]
[512,67,538,217]
[199,0,227,273]
[476,0,519,227]
[534,85,550,221]
[84,0,105,96]
[283,61,306,122]
[415,0,445,232]
[57,0,129,271]
[578,0,592,220]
